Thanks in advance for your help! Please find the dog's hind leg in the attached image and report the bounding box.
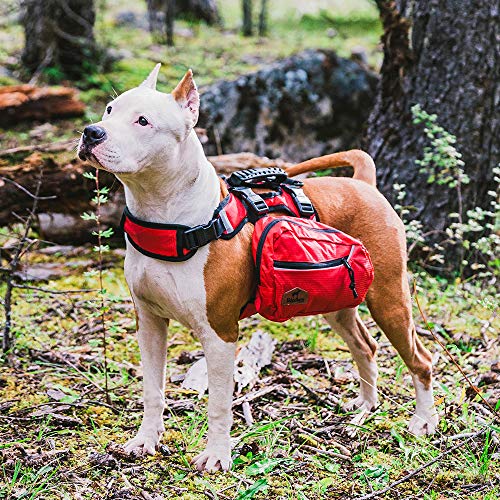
[366,273,438,436]
[324,308,379,413]
[124,307,168,455]
[192,328,236,472]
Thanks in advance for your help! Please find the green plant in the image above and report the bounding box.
[81,169,114,403]
[393,105,499,282]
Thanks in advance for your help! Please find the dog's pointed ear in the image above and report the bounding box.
[172,69,199,129]
[140,63,161,89]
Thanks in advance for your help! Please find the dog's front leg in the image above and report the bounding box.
[124,306,168,455]
[193,329,236,472]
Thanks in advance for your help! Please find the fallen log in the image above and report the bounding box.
[0,149,291,244]
[0,85,85,126]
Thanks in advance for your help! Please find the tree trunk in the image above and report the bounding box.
[165,0,175,46]
[364,0,499,269]
[258,0,268,36]
[21,0,97,80]
[147,0,164,41]
[242,0,253,36]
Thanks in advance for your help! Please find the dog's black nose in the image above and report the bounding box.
[82,125,107,146]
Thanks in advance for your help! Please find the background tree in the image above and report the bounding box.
[242,0,252,36]
[258,0,268,36]
[21,0,97,80]
[364,0,498,268]
[165,0,175,46]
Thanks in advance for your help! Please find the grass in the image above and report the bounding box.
[0,246,498,498]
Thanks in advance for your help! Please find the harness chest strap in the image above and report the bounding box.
[121,182,316,261]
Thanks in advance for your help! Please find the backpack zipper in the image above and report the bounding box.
[255,217,343,285]
[273,245,358,299]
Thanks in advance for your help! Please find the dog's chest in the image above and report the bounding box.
[124,243,210,328]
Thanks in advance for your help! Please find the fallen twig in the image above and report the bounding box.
[232,385,279,407]
[13,284,98,294]
[301,444,351,461]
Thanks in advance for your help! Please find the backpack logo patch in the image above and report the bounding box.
[282,287,309,306]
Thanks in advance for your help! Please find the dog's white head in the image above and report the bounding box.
[78,64,200,176]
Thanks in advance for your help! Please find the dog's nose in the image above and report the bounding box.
[82,125,107,146]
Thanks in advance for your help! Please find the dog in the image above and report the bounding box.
[78,64,438,472]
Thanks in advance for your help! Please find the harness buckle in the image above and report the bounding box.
[284,185,315,217]
[183,217,226,250]
[232,187,269,216]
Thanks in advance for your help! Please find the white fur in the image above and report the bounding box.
[79,67,236,471]
[409,375,438,435]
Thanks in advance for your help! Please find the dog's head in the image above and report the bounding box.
[78,64,200,176]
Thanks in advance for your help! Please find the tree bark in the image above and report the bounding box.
[0,85,85,126]
[21,0,97,80]
[258,0,268,36]
[242,0,253,36]
[364,1,499,265]
[165,0,175,46]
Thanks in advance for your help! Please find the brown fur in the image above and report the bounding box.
[204,151,433,388]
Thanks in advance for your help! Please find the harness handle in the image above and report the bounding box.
[227,167,288,189]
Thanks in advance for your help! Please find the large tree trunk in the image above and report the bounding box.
[21,0,97,80]
[364,1,499,269]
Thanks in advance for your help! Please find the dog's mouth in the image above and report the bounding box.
[78,146,105,169]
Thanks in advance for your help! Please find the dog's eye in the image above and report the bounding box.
[138,116,149,126]
[106,106,112,114]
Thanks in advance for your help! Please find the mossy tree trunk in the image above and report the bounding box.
[21,0,97,80]
[364,0,498,266]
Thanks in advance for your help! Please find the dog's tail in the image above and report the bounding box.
[286,149,376,187]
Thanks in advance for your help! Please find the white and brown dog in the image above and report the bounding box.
[78,64,438,472]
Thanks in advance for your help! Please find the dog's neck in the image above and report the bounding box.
[118,131,221,226]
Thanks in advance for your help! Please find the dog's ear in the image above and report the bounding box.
[172,69,199,129]
[140,63,161,90]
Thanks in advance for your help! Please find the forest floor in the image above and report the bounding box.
[1,0,499,499]
[0,248,498,499]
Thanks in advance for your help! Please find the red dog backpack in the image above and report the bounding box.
[251,216,374,322]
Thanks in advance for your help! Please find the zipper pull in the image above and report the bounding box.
[342,258,358,299]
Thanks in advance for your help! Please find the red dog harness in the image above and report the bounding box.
[121,168,316,262]
[122,167,374,322]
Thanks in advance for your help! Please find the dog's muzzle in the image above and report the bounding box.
[79,125,107,160]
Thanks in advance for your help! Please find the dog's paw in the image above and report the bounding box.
[124,424,164,456]
[192,446,232,473]
[408,411,438,436]
[344,395,378,413]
